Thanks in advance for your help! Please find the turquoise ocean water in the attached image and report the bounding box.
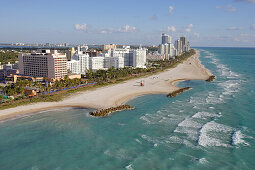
[0,47,255,169]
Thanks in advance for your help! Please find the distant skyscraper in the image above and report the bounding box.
[175,39,182,55]
[162,33,171,44]
[159,33,175,59]
[180,36,187,51]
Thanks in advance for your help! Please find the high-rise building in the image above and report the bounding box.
[132,47,147,68]
[18,50,67,79]
[158,34,176,59]
[174,39,182,55]
[72,51,89,74]
[180,36,188,51]
[162,33,171,44]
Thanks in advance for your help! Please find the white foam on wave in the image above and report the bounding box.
[192,112,220,120]
[218,80,241,96]
[141,134,196,148]
[205,94,224,104]
[173,118,203,140]
[232,130,249,146]
[198,121,234,147]
[174,127,199,141]
[125,164,133,170]
[199,158,208,164]
[177,118,202,129]
[140,109,184,125]
[166,136,195,148]
[135,139,142,144]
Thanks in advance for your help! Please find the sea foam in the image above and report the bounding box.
[232,130,249,146]
[198,121,233,147]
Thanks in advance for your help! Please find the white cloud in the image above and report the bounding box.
[227,26,241,30]
[194,32,200,38]
[99,25,137,34]
[74,24,87,31]
[119,25,136,33]
[250,24,255,31]
[185,24,193,32]
[169,6,174,14]
[167,26,176,32]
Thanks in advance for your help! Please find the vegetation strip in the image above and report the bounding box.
[167,87,192,98]
[90,105,134,117]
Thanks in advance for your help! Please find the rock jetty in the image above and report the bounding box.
[167,87,192,98]
[206,75,215,82]
[90,105,134,117]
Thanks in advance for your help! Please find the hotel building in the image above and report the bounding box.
[18,50,67,79]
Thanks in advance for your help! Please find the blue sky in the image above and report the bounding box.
[0,0,255,47]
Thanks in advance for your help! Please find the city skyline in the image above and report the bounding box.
[0,0,255,47]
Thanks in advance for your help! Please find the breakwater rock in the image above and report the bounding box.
[167,87,192,98]
[90,105,134,117]
[206,75,216,82]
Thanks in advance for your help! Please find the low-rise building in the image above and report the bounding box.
[0,69,19,82]
[102,44,117,52]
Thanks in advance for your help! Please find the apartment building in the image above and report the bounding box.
[104,57,124,69]
[89,57,104,70]
[132,48,147,68]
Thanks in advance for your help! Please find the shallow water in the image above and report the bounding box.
[0,47,255,169]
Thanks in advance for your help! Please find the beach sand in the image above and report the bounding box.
[0,50,212,120]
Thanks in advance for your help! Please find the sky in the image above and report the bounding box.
[0,0,255,47]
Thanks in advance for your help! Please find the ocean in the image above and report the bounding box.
[0,47,254,169]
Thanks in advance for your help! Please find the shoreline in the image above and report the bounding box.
[0,50,212,121]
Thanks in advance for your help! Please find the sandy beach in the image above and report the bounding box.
[0,50,212,120]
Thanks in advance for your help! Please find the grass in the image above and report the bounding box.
[0,52,194,110]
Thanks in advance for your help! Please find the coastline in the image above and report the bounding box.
[0,50,212,121]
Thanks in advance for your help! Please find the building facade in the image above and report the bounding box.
[162,33,171,44]
[104,57,124,69]
[89,57,104,70]
[18,50,67,79]
[72,52,89,74]
[67,60,80,74]
[132,48,147,68]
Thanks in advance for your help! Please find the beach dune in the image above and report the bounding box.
[0,50,212,120]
